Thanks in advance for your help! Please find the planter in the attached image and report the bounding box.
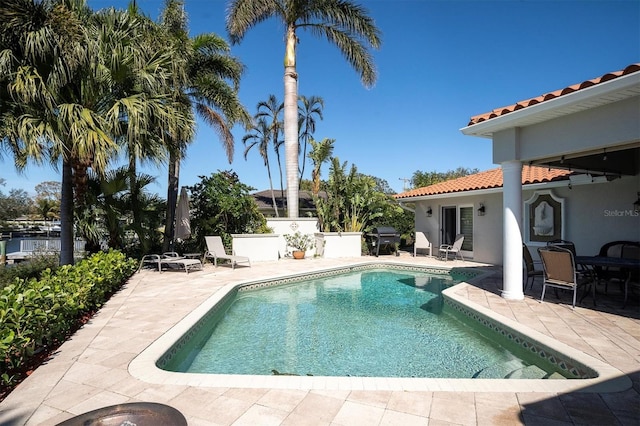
[283,231,315,259]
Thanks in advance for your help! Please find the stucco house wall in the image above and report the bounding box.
[413,174,639,266]
[546,175,639,255]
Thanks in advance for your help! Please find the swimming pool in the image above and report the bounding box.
[129,262,628,392]
[162,267,568,379]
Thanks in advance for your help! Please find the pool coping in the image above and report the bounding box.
[128,261,631,393]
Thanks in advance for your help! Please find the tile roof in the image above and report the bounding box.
[467,63,640,126]
[394,165,573,199]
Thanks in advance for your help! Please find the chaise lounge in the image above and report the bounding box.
[204,236,251,269]
[138,252,203,274]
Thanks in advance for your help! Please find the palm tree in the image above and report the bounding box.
[0,0,114,264]
[227,0,381,218]
[243,117,280,216]
[256,94,284,210]
[96,5,194,254]
[160,0,250,251]
[308,137,335,197]
[80,167,165,253]
[298,95,324,184]
[34,198,59,222]
[1,0,193,263]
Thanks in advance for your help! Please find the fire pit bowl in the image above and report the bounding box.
[55,402,187,426]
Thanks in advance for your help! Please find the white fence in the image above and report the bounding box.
[19,239,86,253]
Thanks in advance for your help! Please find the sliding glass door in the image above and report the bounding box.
[441,205,474,254]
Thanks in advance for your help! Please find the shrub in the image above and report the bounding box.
[0,254,59,288]
[0,250,137,390]
[283,232,316,251]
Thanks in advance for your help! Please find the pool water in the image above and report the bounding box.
[163,268,567,379]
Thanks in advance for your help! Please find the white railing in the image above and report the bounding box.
[19,239,86,253]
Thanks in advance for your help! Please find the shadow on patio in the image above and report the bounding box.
[518,370,640,424]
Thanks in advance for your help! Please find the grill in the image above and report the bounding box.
[366,226,401,257]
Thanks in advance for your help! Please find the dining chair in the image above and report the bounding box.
[523,244,543,290]
[537,246,594,309]
[595,240,640,294]
[546,239,577,255]
[547,239,593,274]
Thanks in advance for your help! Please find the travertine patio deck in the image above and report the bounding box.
[1,253,638,425]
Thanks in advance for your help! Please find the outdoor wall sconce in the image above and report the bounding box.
[426,207,432,217]
[477,203,486,216]
[634,192,640,213]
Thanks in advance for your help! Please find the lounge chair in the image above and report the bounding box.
[138,252,203,274]
[537,246,594,309]
[413,231,432,257]
[523,243,543,290]
[438,234,465,261]
[204,236,251,269]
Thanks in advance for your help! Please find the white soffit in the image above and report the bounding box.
[460,72,640,138]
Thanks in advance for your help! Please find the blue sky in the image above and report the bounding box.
[2,0,639,196]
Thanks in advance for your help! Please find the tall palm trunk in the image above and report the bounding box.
[284,26,299,218]
[265,158,279,217]
[128,153,148,252]
[284,67,298,218]
[60,158,75,265]
[164,153,180,252]
[276,152,285,214]
[273,129,282,217]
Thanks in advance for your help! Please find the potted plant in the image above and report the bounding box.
[283,231,315,259]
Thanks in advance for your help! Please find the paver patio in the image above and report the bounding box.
[0,254,638,425]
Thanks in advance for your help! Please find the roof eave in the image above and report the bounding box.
[394,175,607,202]
[460,71,640,138]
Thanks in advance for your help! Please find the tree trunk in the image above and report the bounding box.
[284,65,298,218]
[274,128,285,215]
[299,136,308,187]
[267,158,279,217]
[59,158,75,265]
[284,25,299,218]
[164,153,180,252]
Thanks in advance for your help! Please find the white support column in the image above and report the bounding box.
[501,161,524,300]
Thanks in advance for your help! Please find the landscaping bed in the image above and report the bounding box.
[0,250,138,401]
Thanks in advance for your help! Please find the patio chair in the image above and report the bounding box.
[137,252,202,274]
[594,241,640,292]
[523,243,543,290]
[537,246,594,309]
[204,236,251,269]
[547,239,589,273]
[413,231,433,257]
[547,239,577,255]
[438,234,464,261]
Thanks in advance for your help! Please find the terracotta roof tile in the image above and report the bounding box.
[394,165,573,199]
[467,64,640,126]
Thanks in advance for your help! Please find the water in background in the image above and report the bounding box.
[3,238,22,254]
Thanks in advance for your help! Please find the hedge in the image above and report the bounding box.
[0,250,138,387]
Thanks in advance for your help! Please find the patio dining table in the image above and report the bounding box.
[575,255,640,307]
